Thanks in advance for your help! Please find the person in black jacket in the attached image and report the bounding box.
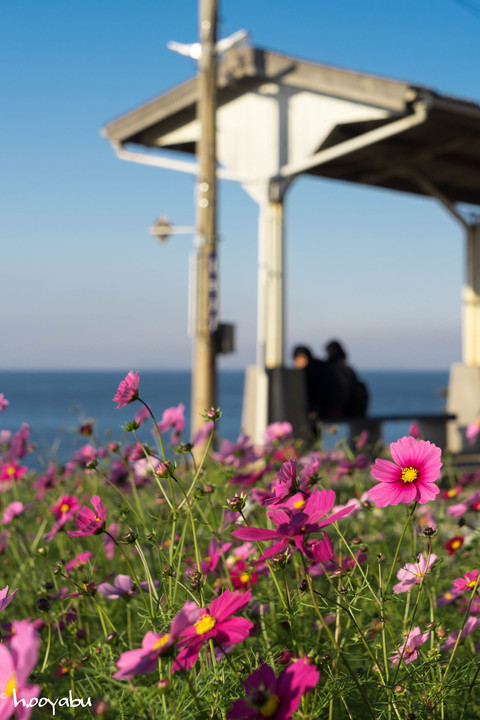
[325,340,369,417]
[293,345,344,421]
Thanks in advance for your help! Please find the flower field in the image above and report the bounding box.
[0,377,480,719]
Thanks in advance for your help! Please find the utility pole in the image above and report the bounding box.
[191,0,218,439]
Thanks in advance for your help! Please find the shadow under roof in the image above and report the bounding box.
[103,46,480,206]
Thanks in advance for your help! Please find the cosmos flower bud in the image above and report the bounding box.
[227,494,246,512]
[203,407,222,421]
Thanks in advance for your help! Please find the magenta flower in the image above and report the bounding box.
[0,620,40,719]
[45,494,82,541]
[173,589,253,671]
[265,459,299,506]
[2,502,25,525]
[409,421,422,440]
[368,436,442,507]
[227,658,320,720]
[0,394,9,411]
[389,627,430,665]
[199,537,232,578]
[232,488,354,563]
[393,553,438,594]
[67,495,107,537]
[453,570,479,594]
[440,616,479,651]
[0,461,27,487]
[114,601,200,679]
[113,371,140,409]
[0,586,18,613]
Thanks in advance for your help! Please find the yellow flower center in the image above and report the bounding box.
[445,592,452,600]
[153,633,170,650]
[5,673,16,697]
[401,466,418,483]
[451,540,461,550]
[447,488,457,498]
[6,466,16,477]
[60,503,70,513]
[293,499,305,509]
[94,516,102,522]
[239,572,250,584]
[466,579,477,590]
[195,613,216,635]
[260,694,280,717]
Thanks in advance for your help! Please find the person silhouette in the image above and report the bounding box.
[324,340,369,417]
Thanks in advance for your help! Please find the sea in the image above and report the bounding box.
[0,369,449,465]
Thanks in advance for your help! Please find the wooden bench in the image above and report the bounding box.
[265,367,456,449]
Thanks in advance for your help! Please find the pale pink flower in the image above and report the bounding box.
[263,422,293,446]
[466,416,480,444]
[368,436,442,507]
[157,404,185,437]
[2,502,25,525]
[0,586,18,612]
[0,394,9,411]
[113,371,140,409]
[389,626,430,665]
[447,489,480,518]
[393,553,437,594]
[193,420,214,446]
[0,620,40,719]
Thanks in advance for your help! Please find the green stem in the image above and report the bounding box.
[384,502,417,597]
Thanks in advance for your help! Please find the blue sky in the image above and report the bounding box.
[1,0,479,371]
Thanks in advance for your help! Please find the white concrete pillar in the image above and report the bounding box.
[257,198,285,369]
[463,223,480,366]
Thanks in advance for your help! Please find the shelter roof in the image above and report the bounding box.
[103,46,480,205]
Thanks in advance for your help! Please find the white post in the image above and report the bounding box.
[257,198,285,369]
[463,223,480,366]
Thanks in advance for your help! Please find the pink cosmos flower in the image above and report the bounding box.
[2,502,25,525]
[67,495,107,537]
[114,601,200,679]
[134,405,150,427]
[32,462,59,500]
[213,434,258,470]
[466,416,480,444]
[368,436,442,507]
[263,422,293,447]
[393,553,438,594]
[453,570,479,594]
[173,589,253,671]
[227,658,320,720]
[103,522,118,559]
[232,488,354,563]
[98,574,137,600]
[440,616,479,651]
[113,371,140,409]
[199,538,232,578]
[389,627,430,665]
[265,459,299,506]
[0,461,27,487]
[447,489,480,518]
[64,551,92,572]
[409,421,422,440]
[193,420,215,447]
[9,424,31,460]
[45,495,81,542]
[0,394,9,411]
[0,620,40,720]
[157,404,185,437]
[0,586,18,613]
